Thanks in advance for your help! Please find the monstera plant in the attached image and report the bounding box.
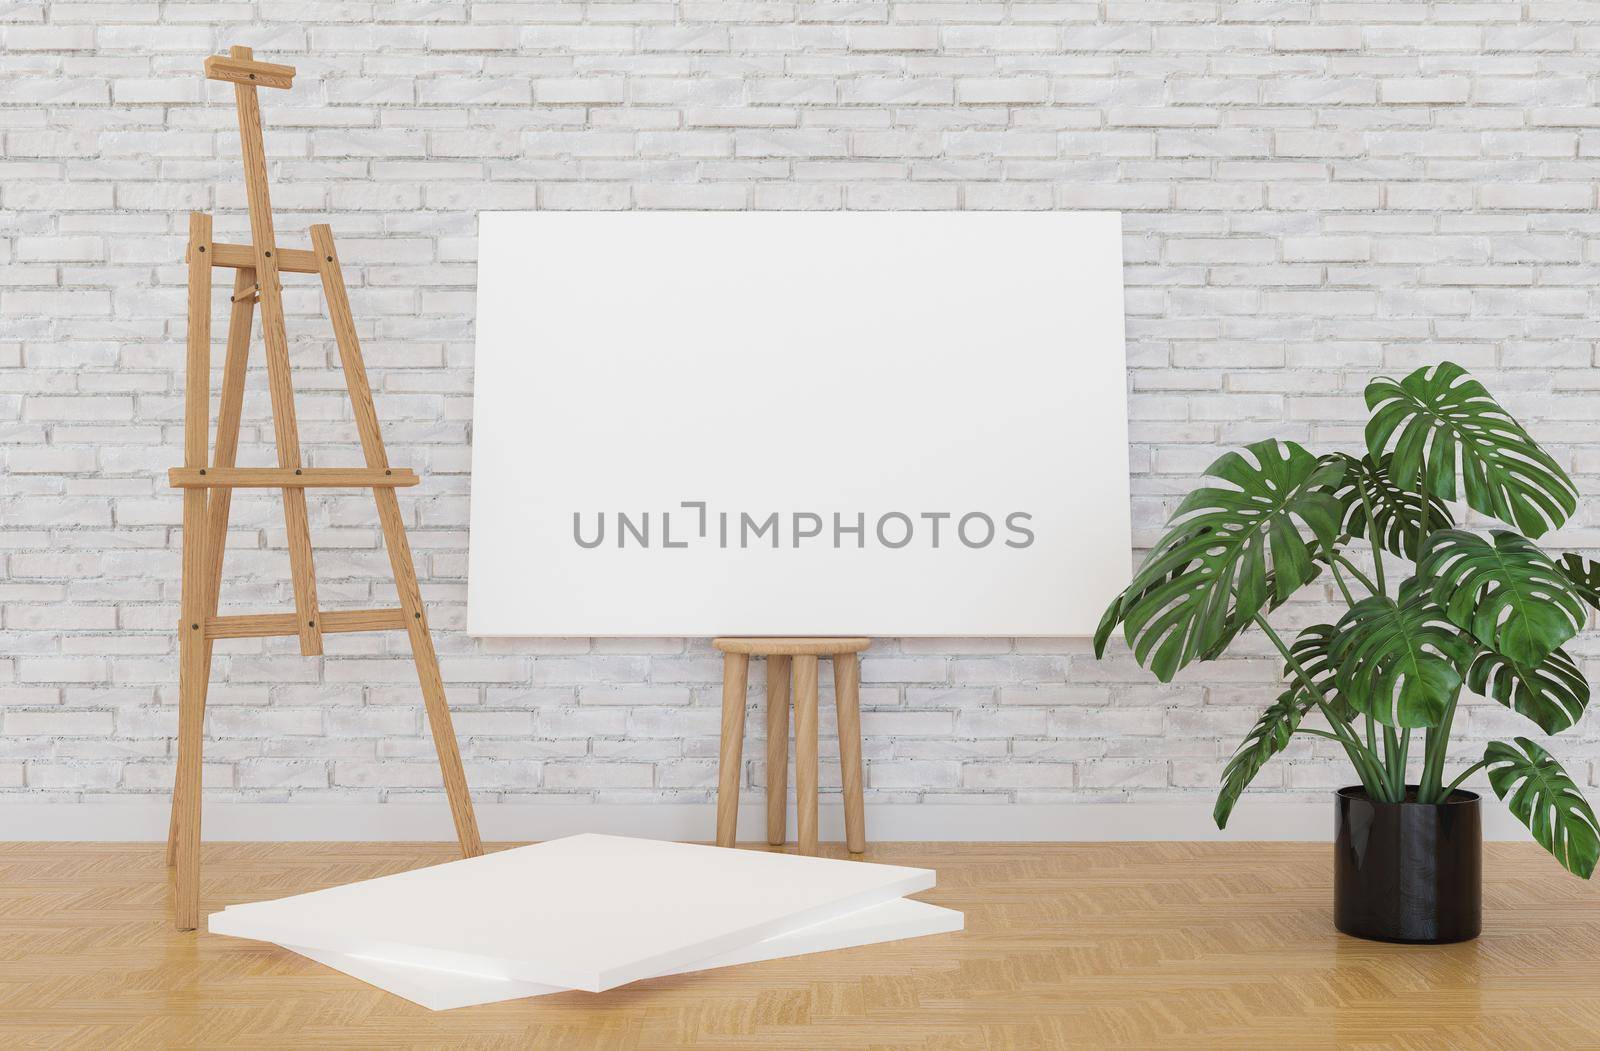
[1096,363,1600,913]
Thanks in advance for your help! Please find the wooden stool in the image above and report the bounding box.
[713,637,870,855]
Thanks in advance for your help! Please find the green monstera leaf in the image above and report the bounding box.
[1194,560,1326,664]
[1286,622,1355,721]
[1418,529,1588,666]
[1094,581,1133,658]
[1484,738,1600,878]
[1095,440,1344,682]
[1094,536,1259,662]
[1327,578,1473,728]
[1322,452,1453,561]
[1558,553,1600,610]
[1214,688,1309,830]
[1365,362,1577,538]
[1467,648,1589,736]
[1098,544,1303,667]
[1094,541,1206,659]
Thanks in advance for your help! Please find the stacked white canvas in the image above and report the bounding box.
[209,834,962,1010]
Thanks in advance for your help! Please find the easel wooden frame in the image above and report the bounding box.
[167,47,481,930]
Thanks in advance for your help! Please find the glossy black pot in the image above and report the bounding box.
[1333,785,1481,944]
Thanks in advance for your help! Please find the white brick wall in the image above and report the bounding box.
[3,1,1598,818]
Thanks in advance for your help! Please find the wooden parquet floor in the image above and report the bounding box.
[1,841,1597,1049]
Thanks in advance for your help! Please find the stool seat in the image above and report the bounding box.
[713,636,870,656]
[713,637,868,856]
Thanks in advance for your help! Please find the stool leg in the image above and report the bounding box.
[716,652,749,848]
[833,652,866,853]
[793,655,820,856]
[765,654,792,846]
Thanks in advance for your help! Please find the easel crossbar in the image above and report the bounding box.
[205,608,408,639]
[169,467,419,488]
[209,241,319,273]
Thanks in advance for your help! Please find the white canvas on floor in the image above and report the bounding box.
[209,834,935,992]
[468,210,1132,637]
[282,898,964,1011]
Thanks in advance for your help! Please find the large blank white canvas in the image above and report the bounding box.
[208,834,934,993]
[468,211,1130,636]
[281,898,963,1011]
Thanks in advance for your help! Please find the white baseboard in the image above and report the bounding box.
[0,800,1536,843]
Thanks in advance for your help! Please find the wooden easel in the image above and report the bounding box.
[167,47,481,930]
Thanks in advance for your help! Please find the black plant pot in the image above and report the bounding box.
[1333,785,1482,944]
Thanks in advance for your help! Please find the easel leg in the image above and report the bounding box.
[173,572,209,930]
[169,268,255,866]
[314,223,479,858]
[374,488,481,857]
[765,655,791,846]
[174,211,213,930]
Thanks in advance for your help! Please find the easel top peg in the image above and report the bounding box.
[204,54,295,90]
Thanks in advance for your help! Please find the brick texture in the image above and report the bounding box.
[1,2,1598,812]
